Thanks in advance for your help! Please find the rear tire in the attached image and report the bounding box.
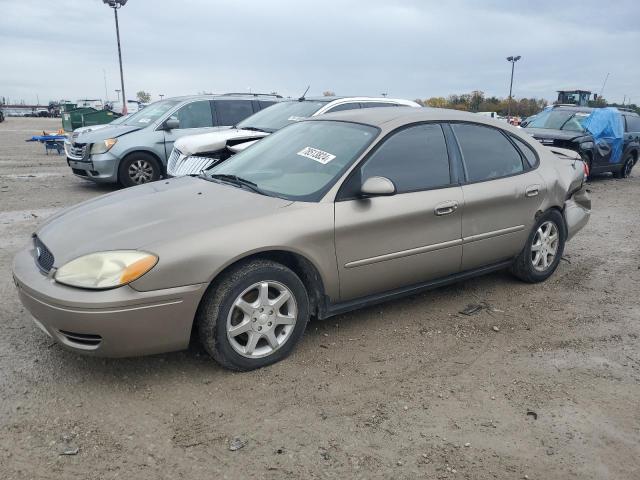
[118,152,161,187]
[197,260,310,371]
[613,154,634,179]
[510,209,566,283]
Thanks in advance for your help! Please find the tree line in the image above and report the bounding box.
[414,91,547,118]
[412,91,640,117]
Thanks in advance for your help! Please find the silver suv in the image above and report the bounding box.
[64,94,279,186]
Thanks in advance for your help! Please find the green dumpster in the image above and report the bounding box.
[82,109,121,127]
[62,107,96,132]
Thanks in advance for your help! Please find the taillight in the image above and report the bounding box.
[582,161,589,179]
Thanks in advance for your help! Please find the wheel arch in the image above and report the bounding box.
[120,149,164,171]
[535,205,568,239]
[201,249,328,320]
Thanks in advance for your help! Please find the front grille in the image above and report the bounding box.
[167,148,217,177]
[72,168,88,176]
[57,330,102,349]
[166,148,182,175]
[65,142,88,160]
[33,236,55,273]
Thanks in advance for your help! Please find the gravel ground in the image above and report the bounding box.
[1,117,639,479]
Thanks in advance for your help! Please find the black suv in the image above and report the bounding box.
[525,106,639,178]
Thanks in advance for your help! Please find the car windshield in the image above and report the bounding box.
[236,100,329,132]
[527,109,590,132]
[206,120,378,201]
[122,99,180,127]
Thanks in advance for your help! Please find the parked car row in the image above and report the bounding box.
[14,106,591,370]
[167,96,420,177]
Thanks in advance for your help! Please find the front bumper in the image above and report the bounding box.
[66,151,120,184]
[564,187,591,241]
[12,247,208,357]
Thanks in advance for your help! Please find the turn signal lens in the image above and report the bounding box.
[120,255,158,285]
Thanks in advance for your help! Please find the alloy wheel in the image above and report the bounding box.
[226,281,297,359]
[531,221,559,272]
[128,159,155,184]
[624,158,633,178]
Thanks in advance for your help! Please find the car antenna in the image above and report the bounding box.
[298,85,310,102]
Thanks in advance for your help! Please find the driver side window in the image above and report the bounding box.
[175,101,214,129]
[361,124,451,193]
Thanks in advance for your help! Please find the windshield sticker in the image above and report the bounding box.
[297,146,336,164]
[287,116,306,122]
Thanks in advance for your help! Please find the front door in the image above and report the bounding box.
[162,100,217,160]
[448,122,546,270]
[334,123,463,300]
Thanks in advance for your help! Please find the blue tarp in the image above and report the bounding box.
[582,107,624,164]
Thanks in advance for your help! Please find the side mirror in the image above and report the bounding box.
[164,118,179,130]
[360,176,396,197]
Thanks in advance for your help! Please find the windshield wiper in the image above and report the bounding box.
[237,126,269,133]
[206,173,267,195]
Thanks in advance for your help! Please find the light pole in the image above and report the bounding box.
[506,55,521,122]
[103,0,128,114]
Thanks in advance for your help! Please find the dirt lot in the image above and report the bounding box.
[0,117,639,479]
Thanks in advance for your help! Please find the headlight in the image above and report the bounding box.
[90,138,117,155]
[55,251,158,289]
[579,141,594,150]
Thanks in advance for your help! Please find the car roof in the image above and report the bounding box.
[280,96,415,103]
[309,106,491,127]
[308,107,543,137]
[163,94,280,102]
[551,105,593,113]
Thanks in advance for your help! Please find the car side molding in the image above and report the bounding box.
[319,259,514,319]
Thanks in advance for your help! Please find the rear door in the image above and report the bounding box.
[448,122,545,271]
[162,100,216,159]
[334,123,463,300]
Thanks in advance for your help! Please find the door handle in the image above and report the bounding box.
[525,185,540,197]
[434,200,459,216]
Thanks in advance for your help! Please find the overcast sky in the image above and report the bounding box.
[1,0,638,105]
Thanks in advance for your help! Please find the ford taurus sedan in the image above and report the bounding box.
[13,108,591,371]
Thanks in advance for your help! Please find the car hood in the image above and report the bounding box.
[36,176,292,267]
[525,128,586,142]
[175,129,270,155]
[74,124,142,143]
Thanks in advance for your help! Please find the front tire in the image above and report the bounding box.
[510,210,566,283]
[118,152,161,187]
[613,154,634,179]
[197,260,310,371]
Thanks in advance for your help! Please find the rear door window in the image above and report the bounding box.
[451,123,524,182]
[511,136,539,168]
[214,100,255,126]
[624,115,640,133]
[326,103,361,113]
[258,100,277,110]
[360,102,398,108]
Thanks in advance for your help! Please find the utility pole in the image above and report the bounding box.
[506,56,521,122]
[103,0,128,114]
